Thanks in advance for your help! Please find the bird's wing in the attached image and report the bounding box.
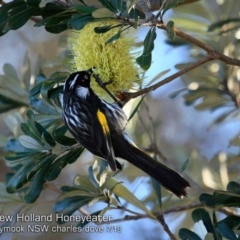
[92,108,117,171]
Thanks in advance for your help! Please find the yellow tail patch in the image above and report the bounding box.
[97,110,110,134]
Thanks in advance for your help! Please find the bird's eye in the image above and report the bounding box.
[84,75,88,79]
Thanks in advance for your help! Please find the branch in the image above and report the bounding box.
[116,206,146,217]
[164,203,204,214]
[117,18,240,101]
[166,26,240,66]
[156,214,177,240]
[218,207,240,217]
[138,22,240,67]
[99,214,148,224]
[123,56,212,100]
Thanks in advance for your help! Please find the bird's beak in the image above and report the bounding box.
[87,67,95,75]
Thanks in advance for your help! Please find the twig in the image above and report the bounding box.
[123,56,212,100]
[30,16,42,23]
[164,203,204,214]
[44,182,62,194]
[218,207,240,217]
[156,214,177,240]
[117,206,146,216]
[155,0,168,21]
[98,214,149,224]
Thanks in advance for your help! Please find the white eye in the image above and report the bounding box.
[84,75,88,79]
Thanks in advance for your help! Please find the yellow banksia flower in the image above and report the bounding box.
[68,20,141,97]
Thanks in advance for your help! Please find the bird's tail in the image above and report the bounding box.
[113,135,190,198]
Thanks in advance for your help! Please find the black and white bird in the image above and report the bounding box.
[62,69,190,198]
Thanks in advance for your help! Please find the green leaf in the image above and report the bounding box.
[74,174,99,193]
[44,156,70,181]
[44,16,69,33]
[68,15,94,30]
[48,85,63,99]
[73,5,97,14]
[136,52,152,70]
[205,233,215,240]
[126,0,138,14]
[92,7,115,18]
[45,147,84,181]
[94,24,122,33]
[30,99,57,114]
[216,222,238,240]
[200,192,240,208]
[94,25,113,33]
[106,30,121,43]
[22,53,31,92]
[5,152,34,161]
[26,109,35,121]
[3,5,37,33]
[20,119,44,147]
[57,190,98,200]
[192,209,215,237]
[151,178,162,209]
[128,95,145,121]
[42,131,55,147]
[180,158,190,173]
[218,216,240,229]
[52,125,77,146]
[6,139,37,153]
[54,196,93,223]
[142,26,157,54]
[3,63,19,81]
[142,69,170,88]
[77,210,102,227]
[103,176,156,219]
[0,1,26,35]
[128,5,145,19]
[227,181,240,195]
[24,155,56,203]
[6,153,48,193]
[166,20,176,40]
[136,27,157,70]
[0,95,26,113]
[98,0,116,13]
[26,0,41,7]
[163,0,179,16]
[29,82,43,100]
[40,80,56,105]
[208,18,240,32]
[179,228,202,240]
[25,115,43,139]
[35,114,61,129]
[18,135,44,150]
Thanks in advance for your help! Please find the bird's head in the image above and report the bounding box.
[63,68,94,100]
[64,68,93,91]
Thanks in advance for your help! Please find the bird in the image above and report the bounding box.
[62,69,190,198]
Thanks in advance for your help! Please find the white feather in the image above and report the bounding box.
[59,94,64,107]
[70,74,79,89]
[76,86,89,99]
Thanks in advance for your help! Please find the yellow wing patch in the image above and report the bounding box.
[97,109,110,134]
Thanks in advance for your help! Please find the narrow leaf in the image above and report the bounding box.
[166,20,176,40]
[179,228,202,240]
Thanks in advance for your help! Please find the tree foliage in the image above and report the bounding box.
[0,0,240,239]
